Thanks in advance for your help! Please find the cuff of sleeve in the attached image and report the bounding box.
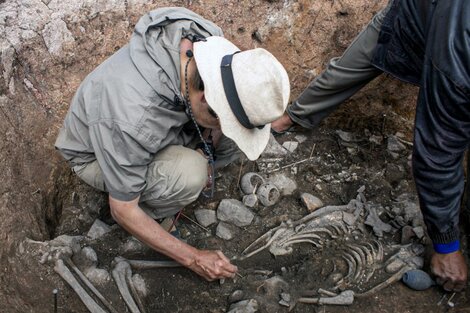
[109,190,140,202]
[433,240,460,254]
[429,227,460,244]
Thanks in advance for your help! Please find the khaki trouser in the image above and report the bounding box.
[73,138,240,219]
[287,3,391,129]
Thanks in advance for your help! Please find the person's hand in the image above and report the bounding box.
[431,250,467,291]
[188,249,238,281]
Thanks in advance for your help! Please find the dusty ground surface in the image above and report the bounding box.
[1,0,469,312]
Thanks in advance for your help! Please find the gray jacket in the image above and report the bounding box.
[55,7,223,201]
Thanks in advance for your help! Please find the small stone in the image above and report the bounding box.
[228,299,259,313]
[401,225,416,244]
[413,226,425,239]
[282,141,298,153]
[228,290,244,303]
[336,130,359,142]
[300,193,323,212]
[87,219,111,240]
[315,184,322,191]
[242,194,258,208]
[261,134,288,157]
[295,134,307,143]
[216,222,235,240]
[194,209,217,227]
[280,293,291,302]
[267,173,297,196]
[119,237,148,255]
[73,246,98,269]
[387,136,406,152]
[132,274,148,297]
[217,199,254,227]
[369,134,383,145]
[84,267,110,286]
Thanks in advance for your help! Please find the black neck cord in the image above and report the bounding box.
[184,55,215,198]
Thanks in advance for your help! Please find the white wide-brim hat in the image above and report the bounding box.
[194,36,290,160]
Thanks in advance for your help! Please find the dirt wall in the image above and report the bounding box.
[0,0,417,311]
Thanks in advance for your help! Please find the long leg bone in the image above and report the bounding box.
[54,259,107,313]
[112,260,141,313]
[114,256,181,270]
[65,258,119,313]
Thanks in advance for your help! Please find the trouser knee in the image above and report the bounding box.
[140,145,208,218]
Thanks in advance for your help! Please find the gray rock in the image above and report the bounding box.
[87,219,111,240]
[119,237,148,255]
[228,290,245,303]
[84,267,110,286]
[73,246,98,269]
[267,172,297,196]
[279,293,291,307]
[294,134,307,143]
[228,299,259,313]
[132,274,148,297]
[413,226,425,239]
[242,194,258,208]
[336,130,362,142]
[261,134,287,157]
[369,134,384,145]
[217,199,254,227]
[194,209,217,227]
[42,18,75,55]
[387,136,406,152]
[282,141,298,153]
[300,193,323,212]
[216,222,235,240]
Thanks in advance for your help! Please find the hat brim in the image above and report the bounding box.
[194,37,271,161]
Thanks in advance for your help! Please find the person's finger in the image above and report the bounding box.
[216,250,231,263]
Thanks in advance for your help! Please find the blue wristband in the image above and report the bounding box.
[433,240,460,254]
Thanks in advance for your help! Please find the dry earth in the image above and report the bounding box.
[1,0,468,312]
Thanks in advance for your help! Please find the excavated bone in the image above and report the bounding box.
[297,290,354,305]
[256,183,280,206]
[240,210,354,259]
[114,256,181,270]
[54,259,107,313]
[364,205,392,237]
[240,172,265,194]
[112,260,142,313]
[65,258,118,313]
[356,266,410,297]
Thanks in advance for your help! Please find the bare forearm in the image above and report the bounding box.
[108,195,238,281]
[109,196,197,267]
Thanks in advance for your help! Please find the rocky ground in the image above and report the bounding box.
[1,0,469,312]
